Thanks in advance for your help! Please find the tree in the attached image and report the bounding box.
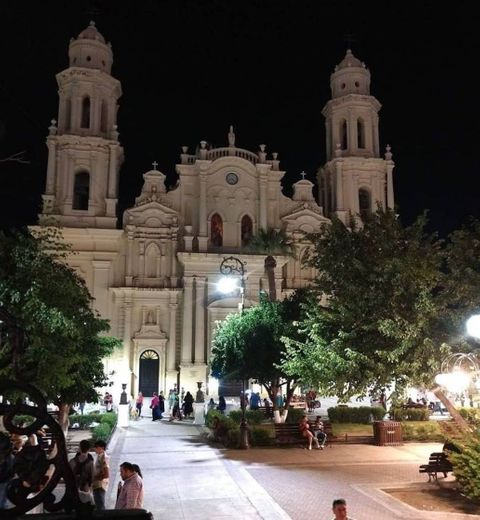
[0,228,121,431]
[210,292,308,422]
[245,228,294,301]
[282,209,456,405]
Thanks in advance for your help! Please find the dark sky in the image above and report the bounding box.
[0,1,478,236]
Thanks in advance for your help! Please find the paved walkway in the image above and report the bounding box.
[106,417,479,520]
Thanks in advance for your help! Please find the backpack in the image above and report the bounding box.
[73,454,93,490]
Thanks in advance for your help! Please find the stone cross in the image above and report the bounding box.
[152,161,158,170]
[300,171,307,180]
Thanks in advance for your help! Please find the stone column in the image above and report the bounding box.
[170,236,178,286]
[387,165,395,209]
[168,303,178,371]
[198,173,208,251]
[181,276,194,364]
[107,144,118,199]
[126,232,134,287]
[194,277,206,364]
[92,261,111,317]
[259,174,268,229]
[45,139,57,195]
[123,295,133,393]
[138,240,145,280]
[335,161,344,211]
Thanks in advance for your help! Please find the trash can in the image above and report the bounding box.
[373,420,403,446]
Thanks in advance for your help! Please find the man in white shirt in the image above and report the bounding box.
[331,498,356,520]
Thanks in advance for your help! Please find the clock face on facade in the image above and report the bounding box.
[226,172,239,185]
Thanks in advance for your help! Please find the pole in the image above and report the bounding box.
[218,256,249,449]
[240,378,249,449]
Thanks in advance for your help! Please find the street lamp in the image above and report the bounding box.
[218,256,249,449]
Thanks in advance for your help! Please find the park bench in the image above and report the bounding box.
[419,452,453,482]
[274,420,333,447]
[257,405,274,418]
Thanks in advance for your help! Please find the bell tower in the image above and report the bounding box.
[40,21,123,228]
[318,49,394,222]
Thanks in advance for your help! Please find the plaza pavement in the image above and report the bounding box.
[105,416,479,520]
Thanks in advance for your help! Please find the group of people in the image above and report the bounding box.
[69,439,144,510]
[134,387,198,422]
[299,415,327,450]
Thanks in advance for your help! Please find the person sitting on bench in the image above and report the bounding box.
[312,417,327,449]
[299,415,320,450]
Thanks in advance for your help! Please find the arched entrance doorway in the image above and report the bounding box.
[139,350,159,397]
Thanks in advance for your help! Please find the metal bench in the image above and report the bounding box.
[419,452,453,482]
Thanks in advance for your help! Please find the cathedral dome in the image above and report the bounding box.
[77,21,106,44]
[69,21,113,74]
[330,49,370,99]
[336,49,363,70]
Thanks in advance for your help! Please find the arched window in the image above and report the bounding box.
[145,243,160,278]
[357,118,365,149]
[100,100,108,133]
[73,171,90,210]
[340,119,347,150]
[210,213,223,247]
[81,96,90,129]
[241,215,253,247]
[359,188,371,219]
[65,98,71,131]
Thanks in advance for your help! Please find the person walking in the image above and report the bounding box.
[217,395,226,414]
[183,391,194,418]
[92,440,109,510]
[115,462,144,510]
[331,498,356,520]
[135,392,143,419]
[150,392,160,421]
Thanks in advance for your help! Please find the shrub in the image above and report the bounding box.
[206,409,224,428]
[449,436,480,504]
[327,406,385,424]
[285,407,306,424]
[69,414,97,429]
[402,421,444,441]
[249,427,273,446]
[458,407,480,426]
[224,427,241,449]
[10,414,36,427]
[228,409,264,425]
[100,413,117,427]
[91,423,112,442]
[390,407,430,421]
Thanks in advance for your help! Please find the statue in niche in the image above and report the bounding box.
[146,310,155,324]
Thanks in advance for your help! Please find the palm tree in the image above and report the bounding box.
[244,228,295,301]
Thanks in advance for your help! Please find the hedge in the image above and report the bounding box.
[458,407,480,426]
[401,421,444,441]
[449,436,480,504]
[249,426,274,446]
[390,407,430,421]
[91,423,112,442]
[327,406,386,424]
[228,409,264,425]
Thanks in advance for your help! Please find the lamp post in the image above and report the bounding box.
[218,256,249,449]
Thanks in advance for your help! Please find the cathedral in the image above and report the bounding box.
[37,22,395,400]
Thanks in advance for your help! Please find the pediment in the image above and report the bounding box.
[281,205,330,233]
[123,201,178,228]
[133,323,167,340]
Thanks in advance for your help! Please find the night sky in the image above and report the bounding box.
[0,1,478,236]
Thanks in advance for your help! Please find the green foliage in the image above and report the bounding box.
[0,229,122,406]
[69,414,97,429]
[327,406,385,423]
[285,407,306,424]
[244,228,294,257]
[100,412,117,427]
[458,407,480,426]
[10,414,36,426]
[390,407,430,421]
[91,423,112,442]
[401,421,444,441]
[205,409,224,428]
[282,209,456,400]
[449,436,480,503]
[249,426,274,446]
[228,409,264,425]
[210,292,309,406]
[224,427,241,448]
